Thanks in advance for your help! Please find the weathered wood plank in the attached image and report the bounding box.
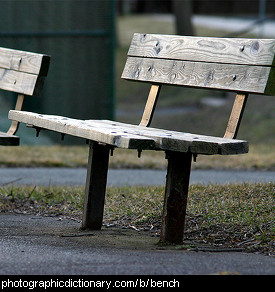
[128,33,275,66]
[92,120,248,155]
[0,47,50,76]
[0,68,40,95]
[224,93,248,139]
[139,84,161,127]
[122,56,275,95]
[8,111,155,150]
[7,94,25,135]
[9,111,248,155]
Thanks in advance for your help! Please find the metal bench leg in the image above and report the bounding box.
[160,151,192,244]
[81,141,110,230]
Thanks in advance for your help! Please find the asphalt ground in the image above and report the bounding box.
[0,168,274,187]
[0,213,274,276]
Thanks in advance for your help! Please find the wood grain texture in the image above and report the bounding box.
[8,111,155,150]
[92,120,248,155]
[122,56,275,95]
[0,47,50,76]
[128,33,275,66]
[0,47,50,95]
[139,84,161,127]
[9,111,248,155]
[0,68,39,95]
[224,93,248,139]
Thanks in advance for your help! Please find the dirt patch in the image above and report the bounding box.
[0,212,161,251]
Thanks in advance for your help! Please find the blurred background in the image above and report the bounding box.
[0,0,274,146]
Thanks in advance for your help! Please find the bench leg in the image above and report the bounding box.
[160,151,192,244]
[81,141,110,230]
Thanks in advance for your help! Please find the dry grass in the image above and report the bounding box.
[0,182,274,255]
[0,144,274,170]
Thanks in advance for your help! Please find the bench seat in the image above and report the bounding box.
[9,110,248,155]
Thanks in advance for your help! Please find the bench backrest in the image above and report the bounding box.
[122,33,275,95]
[121,33,275,138]
[0,47,50,135]
[0,47,50,96]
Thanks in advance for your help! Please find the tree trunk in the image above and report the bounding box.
[173,0,194,36]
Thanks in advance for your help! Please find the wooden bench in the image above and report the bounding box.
[8,34,275,244]
[0,47,50,146]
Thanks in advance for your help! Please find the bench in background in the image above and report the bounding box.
[0,47,50,146]
[9,34,275,244]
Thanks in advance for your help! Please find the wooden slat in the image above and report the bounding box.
[139,84,161,127]
[8,111,155,150]
[7,94,25,135]
[122,56,275,95]
[128,33,275,67]
[0,47,50,76]
[90,120,248,155]
[224,93,248,139]
[0,68,39,95]
[9,111,248,155]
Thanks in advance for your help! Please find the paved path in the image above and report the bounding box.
[0,168,274,187]
[0,168,274,275]
[0,213,274,275]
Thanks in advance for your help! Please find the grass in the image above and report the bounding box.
[0,182,274,255]
[0,144,274,170]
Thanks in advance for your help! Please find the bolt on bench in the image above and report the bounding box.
[8,34,275,244]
